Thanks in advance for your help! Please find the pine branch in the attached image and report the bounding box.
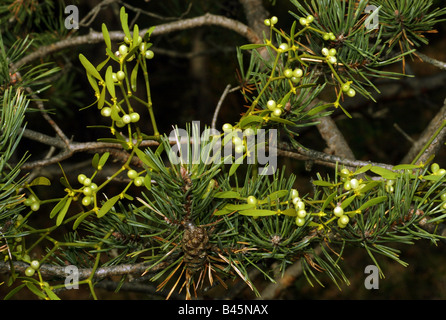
[12,13,261,71]
[20,128,160,170]
[0,260,168,280]
[402,98,446,164]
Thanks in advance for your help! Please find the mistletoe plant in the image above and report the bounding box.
[1,1,446,300]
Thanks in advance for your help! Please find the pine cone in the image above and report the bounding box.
[182,221,210,274]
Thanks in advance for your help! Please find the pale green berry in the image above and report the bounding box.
[279,43,289,51]
[232,136,242,146]
[117,71,125,81]
[339,215,349,225]
[290,189,299,199]
[291,76,301,84]
[264,19,271,26]
[145,50,154,59]
[295,217,305,227]
[284,68,293,78]
[130,112,140,122]
[78,174,87,184]
[119,44,128,56]
[299,18,307,26]
[267,100,277,111]
[350,178,359,190]
[272,108,282,117]
[322,48,329,56]
[235,144,244,154]
[346,88,356,97]
[344,181,352,190]
[122,114,132,124]
[271,16,278,25]
[222,123,233,132]
[101,107,112,117]
[247,196,257,206]
[333,206,344,217]
[139,42,146,53]
[293,68,303,78]
[329,48,337,56]
[297,209,307,218]
[25,267,35,277]
[83,187,93,197]
[431,163,440,173]
[328,56,337,64]
[306,15,314,23]
[340,168,350,177]
[30,202,40,212]
[127,169,138,180]
[31,260,40,271]
[134,176,144,187]
[82,196,92,206]
[244,127,255,136]
[295,201,305,211]
[83,178,92,187]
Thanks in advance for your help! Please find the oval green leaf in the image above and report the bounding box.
[280,208,297,216]
[370,166,397,179]
[73,211,92,230]
[50,196,68,219]
[392,164,421,170]
[79,54,103,81]
[225,203,255,211]
[98,152,110,169]
[56,197,72,226]
[97,195,120,218]
[240,44,267,50]
[105,65,115,98]
[214,190,241,199]
[120,7,131,39]
[239,209,277,216]
[102,23,111,50]
[131,62,139,92]
[28,176,51,186]
[358,195,387,212]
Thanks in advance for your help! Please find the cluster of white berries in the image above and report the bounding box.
[333,205,350,228]
[266,99,284,118]
[290,189,307,227]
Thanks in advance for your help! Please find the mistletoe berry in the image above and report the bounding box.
[127,169,138,180]
[333,206,344,217]
[101,107,112,117]
[247,196,257,206]
[270,16,278,25]
[30,260,40,270]
[145,50,154,59]
[25,267,35,277]
[267,100,277,111]
[118,44,128,56]
[117,71,125,81]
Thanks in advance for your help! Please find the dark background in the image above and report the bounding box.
[2,0,446,299]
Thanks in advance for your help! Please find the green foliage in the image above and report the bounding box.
[0,2,445,300]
